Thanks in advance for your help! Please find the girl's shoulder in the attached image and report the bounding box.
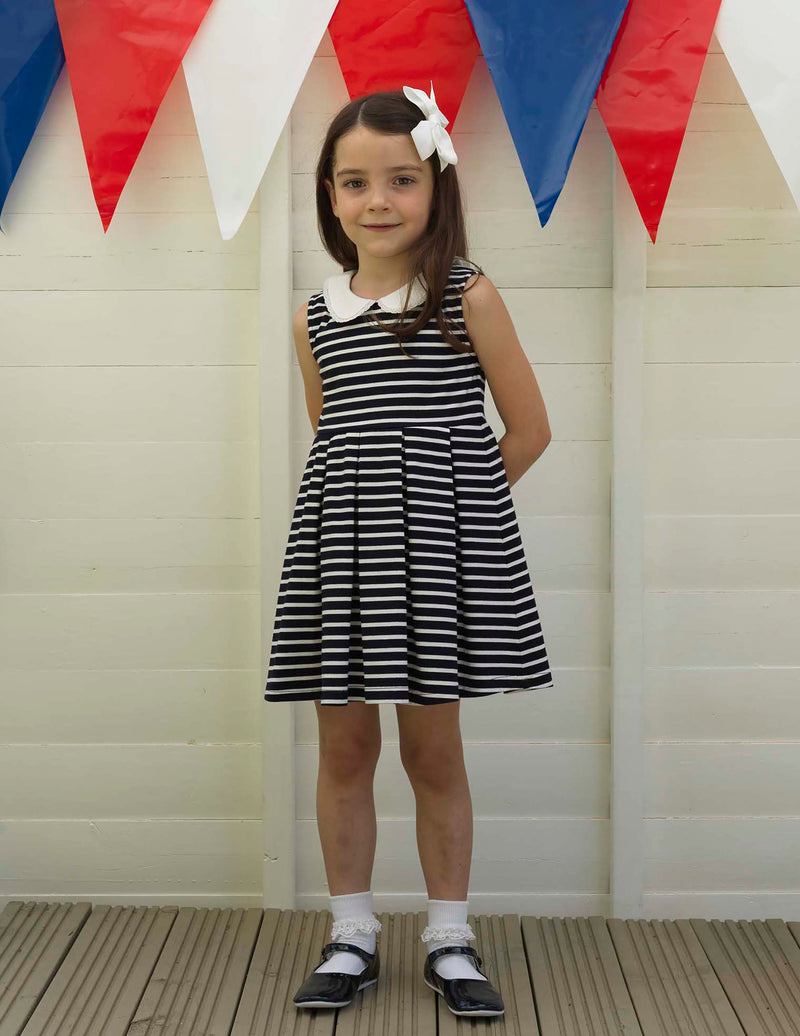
[449,257,482,291]
[305,287,330,325]
[301,289,331,358]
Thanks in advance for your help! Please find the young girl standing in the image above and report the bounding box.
[264,81,554,1017]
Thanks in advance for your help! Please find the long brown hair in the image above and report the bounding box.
[315,88,484,356]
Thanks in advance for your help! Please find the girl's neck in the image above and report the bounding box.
[350,259,414,300]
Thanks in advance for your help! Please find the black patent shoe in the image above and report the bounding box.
[293,941,380,1009]
[423,944,505,1017]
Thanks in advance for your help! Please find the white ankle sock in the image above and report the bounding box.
[315,890,381,975]
[421,898,487,981]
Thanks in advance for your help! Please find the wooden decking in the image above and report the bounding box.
[2,901,800,1034]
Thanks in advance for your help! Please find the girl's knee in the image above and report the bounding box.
[320,737,381,783]
[400,742,465,790]
[316,702,381,781]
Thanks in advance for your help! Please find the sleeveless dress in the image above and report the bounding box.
[264,260,554,706]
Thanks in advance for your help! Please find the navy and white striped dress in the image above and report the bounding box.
[264,259,554,706]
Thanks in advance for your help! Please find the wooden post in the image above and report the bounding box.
[610,153,646,918]
[259,119,295,907]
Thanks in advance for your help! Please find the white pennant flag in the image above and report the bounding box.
[183,0,339,240]
[715,0,800,212]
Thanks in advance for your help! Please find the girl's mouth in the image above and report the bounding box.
[365,224,399,231]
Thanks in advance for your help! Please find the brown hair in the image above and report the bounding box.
[315,88,485,356]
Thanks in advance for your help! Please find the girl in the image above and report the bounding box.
[264,82,554,1017]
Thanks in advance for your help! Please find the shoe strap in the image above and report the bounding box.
[426,944,483,969]
[321,940,376,965]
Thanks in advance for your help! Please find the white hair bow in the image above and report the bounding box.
[402,80,458,173]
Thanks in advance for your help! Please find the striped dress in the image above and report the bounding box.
[264,259,554,706]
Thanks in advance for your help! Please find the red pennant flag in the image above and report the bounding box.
[596,0,722,243]
[328,0,480,129]
[53,0,214,232]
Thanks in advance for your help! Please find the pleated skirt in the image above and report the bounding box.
[264,419,554,705]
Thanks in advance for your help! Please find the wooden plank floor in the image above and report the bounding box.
[2,901,800,1034]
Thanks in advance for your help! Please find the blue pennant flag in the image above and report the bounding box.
[0,0,65,233]
[463,0,630,227]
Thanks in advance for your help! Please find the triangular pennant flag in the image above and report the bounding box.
[328,0,480,130]
[0,0,65,233]
[183,0,339,241]
[462,0,630,227]
[596,0,722,243]
[716,0,800,214]
[52,0,214,231]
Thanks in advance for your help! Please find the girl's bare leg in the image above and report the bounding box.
[395,701,472,899]
[314,700,382,894]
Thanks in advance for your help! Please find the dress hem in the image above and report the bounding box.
[264,679,555,706]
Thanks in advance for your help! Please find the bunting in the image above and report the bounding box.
[462,0,630,227]
[715,0,800,214]
[328,0,479,128]
[596,0,723,243]
[183,0,340,241]
[52,0,214,231]
[0,0,64,233]
[2,0,800,240]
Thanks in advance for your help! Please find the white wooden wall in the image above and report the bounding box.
[643,38,800,919]
[1,31,799,919]
[0,68,263,905]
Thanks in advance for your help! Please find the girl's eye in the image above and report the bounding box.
[343,177,415,189]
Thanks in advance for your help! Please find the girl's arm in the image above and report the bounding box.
[462,274,552,488]
[293,301,324,435]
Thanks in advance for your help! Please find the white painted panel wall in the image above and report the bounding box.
[0,69,262,904]
[290,34,612,914]
[644,36,800,918]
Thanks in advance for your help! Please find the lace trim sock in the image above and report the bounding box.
[314,890,382,976]
[422,898,487,981]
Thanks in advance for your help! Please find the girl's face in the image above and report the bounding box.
[325,125,434,262]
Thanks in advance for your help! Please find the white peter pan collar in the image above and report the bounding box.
[322,268,428,322]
